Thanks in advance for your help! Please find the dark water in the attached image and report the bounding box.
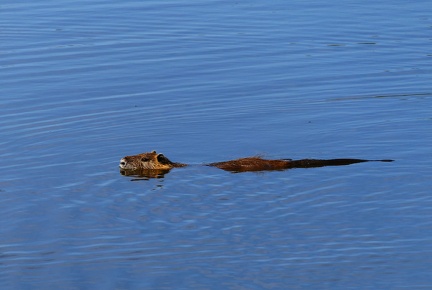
[1,0,432,289]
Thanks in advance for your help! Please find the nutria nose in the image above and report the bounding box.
[119,158,127,167]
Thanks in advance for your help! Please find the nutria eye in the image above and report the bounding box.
[141,157,150,162]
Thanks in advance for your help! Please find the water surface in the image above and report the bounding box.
[1,0,432,289]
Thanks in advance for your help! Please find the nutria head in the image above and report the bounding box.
[119,150,186,170]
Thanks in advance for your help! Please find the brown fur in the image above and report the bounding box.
[208,157,292,172]
[119,151,393,174]
[119,151,186,170]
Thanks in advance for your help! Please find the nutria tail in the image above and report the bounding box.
[289,158,394,168]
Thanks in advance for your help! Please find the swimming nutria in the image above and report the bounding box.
[119,151,393,176]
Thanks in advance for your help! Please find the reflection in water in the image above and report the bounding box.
[120,168,171,179]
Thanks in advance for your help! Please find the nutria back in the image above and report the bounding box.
[208,157,292,172]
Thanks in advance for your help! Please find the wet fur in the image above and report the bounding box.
[120,151,393,173]
[119,151,186,170]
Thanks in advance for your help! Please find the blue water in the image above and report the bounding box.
[1,0,432,289]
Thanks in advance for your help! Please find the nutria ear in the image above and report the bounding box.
[151,150,156,154]
[156,153,171,164]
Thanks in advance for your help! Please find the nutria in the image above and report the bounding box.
[119,150,393,177]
